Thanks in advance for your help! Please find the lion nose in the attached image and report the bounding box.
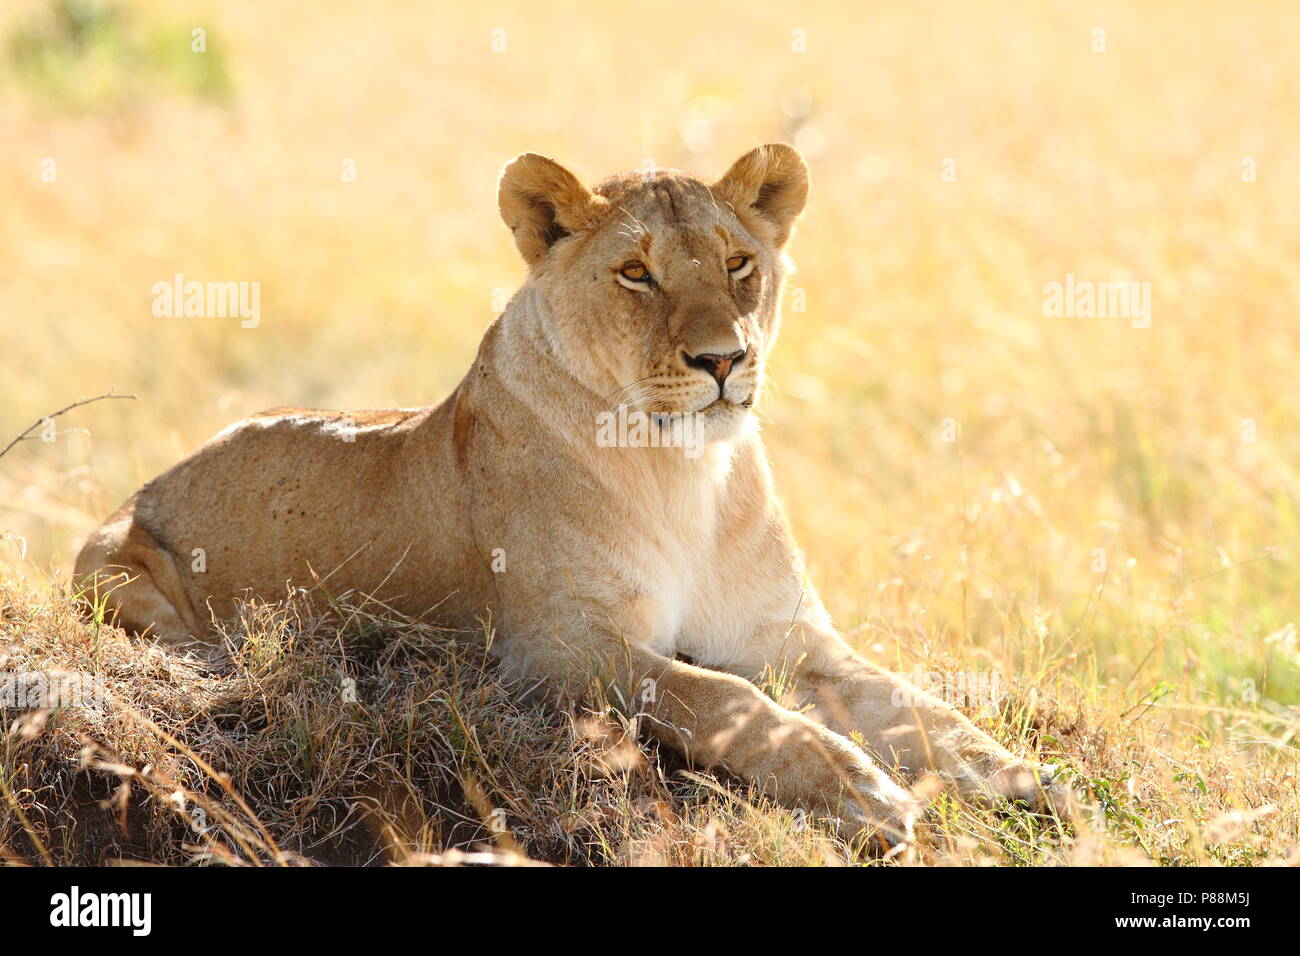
[684,349,746,386]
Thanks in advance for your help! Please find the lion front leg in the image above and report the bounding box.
[804,655,1061,811]
[496,635,919,846]
[735,621,1064,814]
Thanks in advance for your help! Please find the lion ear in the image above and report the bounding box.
[498,153,604,266]
[712,144,809,248]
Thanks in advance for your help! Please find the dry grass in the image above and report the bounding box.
[2,571,1296,866]
[1,0,1298,865]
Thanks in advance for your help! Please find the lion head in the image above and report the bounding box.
[497,145,809,444]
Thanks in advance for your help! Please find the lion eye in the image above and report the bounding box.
[726,254,755,280]
[618,261,651,285]
[617,260,653,291]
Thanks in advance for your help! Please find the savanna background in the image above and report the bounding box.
[1,0,1297,866]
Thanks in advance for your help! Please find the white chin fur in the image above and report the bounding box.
[699,403,751,443]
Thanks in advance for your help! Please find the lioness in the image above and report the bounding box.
[77,145,1057,843]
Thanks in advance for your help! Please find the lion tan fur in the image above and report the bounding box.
[76,145,1059,842]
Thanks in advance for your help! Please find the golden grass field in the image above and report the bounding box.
[1,0,1298,865]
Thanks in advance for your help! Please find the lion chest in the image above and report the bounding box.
[613,454,753,661]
